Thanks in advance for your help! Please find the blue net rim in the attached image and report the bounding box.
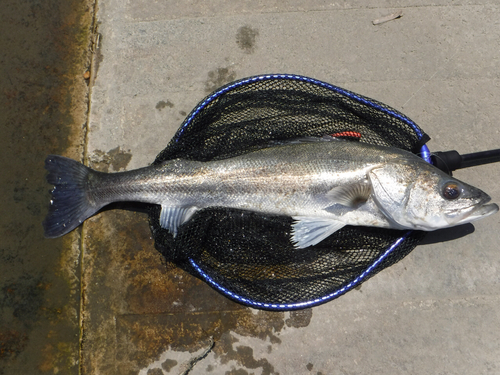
[177,74,431,310]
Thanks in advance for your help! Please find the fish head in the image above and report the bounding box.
[369,161,498,231]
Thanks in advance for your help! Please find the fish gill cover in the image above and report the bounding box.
[149,74,430,310]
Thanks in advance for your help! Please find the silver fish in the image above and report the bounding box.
[43,137,498,247]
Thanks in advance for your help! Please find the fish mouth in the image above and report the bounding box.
[465,202,499,222]
[445,195,499,225]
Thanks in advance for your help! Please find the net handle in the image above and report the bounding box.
[431,148,500,174]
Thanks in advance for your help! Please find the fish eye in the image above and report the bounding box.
[442,182,461,200]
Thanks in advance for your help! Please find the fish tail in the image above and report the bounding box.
[43,155,99,238]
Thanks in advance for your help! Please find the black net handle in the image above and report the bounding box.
[432,148,500,174]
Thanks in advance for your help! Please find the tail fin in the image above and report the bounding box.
[43,155,99,238]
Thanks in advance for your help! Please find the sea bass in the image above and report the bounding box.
[43,138,498,248]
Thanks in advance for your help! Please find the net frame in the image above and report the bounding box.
[149,74,431,310]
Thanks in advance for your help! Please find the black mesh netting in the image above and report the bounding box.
[148,75,430,310]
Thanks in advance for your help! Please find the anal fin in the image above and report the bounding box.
[291,216,345,248]
[160,205,198,237]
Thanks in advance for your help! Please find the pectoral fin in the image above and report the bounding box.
[291,217,345,248]
[326,180,372,208]
[160,205,198,237]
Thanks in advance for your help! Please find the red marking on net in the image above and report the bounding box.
[330,131,362,140]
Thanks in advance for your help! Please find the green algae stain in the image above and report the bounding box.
[0,0,96,373]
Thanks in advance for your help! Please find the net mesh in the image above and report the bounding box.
[148,75,430,310]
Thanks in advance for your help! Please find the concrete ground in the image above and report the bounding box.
[82,1,499,374]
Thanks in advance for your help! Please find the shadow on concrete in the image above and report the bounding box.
[418,223,475,246]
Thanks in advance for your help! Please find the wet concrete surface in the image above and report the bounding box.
[79,210,296,374]
[3,1,500,375]
[0,0,94,373]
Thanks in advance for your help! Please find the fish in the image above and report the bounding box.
[43,137,498,248]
